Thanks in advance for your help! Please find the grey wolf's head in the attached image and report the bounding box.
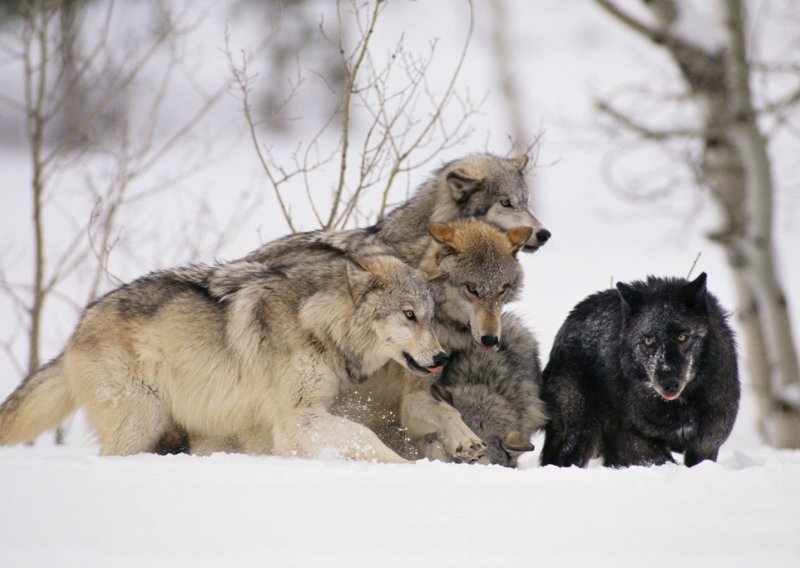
[345,253,448,376]
[427,219,529,351]
[432,383,535,467]
[617,273,710,401]
[440,153,550,252]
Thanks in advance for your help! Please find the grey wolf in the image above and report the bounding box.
[540,273,739,468]
[160,153,552,462]
[0,253,446,463]
[430,312,547,467]
[244,152,550,267]
[333,218,546,465]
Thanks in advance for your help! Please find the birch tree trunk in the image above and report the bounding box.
[595,0,800,447]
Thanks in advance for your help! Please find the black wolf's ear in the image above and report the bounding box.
[506,226,534,255]
[501,430,535,454]
[684,272,708,312]
[509,155,529,172]
[427,222,462,253]
[616,281,643,313]
[446,170,483,204]
[345,253,382,304]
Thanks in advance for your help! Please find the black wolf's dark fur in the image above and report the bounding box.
[540,273,739,468]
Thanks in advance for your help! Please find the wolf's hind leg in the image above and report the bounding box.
[540,373,599,467]
[76,376,167,456]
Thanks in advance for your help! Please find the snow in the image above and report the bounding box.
[2,1,799,566]
[1,444,798,567]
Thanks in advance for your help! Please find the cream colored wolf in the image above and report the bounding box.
[0,253,446,463]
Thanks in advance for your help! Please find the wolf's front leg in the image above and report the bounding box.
[400,378,485,463]
[279,410,411,464]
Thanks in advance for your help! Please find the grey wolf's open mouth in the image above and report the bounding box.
[402,352,442,375]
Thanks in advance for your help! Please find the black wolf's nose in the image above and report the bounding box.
[536,229,551,243]
[662,379,680,393]
[480,335,499,347]
[433,352,449,368]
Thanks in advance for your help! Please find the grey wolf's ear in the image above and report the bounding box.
[446,169,483,204]
[684,272,708,311]
[501,430,535,453]
[616,281,643,313]
[509,155,529,172]
[423,269,448,282]
[345,253,382,303]
[427,222,462,253]
[506,226,534,255]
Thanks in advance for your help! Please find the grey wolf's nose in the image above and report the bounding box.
[536,229,551,243]
[433,352,449,367]
[480,335,499,347]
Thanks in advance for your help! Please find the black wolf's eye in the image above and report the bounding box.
[642,337,655,349]
[404,310,416,321]
[677,333,688,343]
[500,199,513,208]
[464,283,479,296]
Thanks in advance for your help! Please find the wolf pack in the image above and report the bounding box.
[0,152,740,468]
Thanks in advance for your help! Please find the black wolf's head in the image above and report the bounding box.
[616,273,710,401]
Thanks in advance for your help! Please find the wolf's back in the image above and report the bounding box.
[0,356,74,445]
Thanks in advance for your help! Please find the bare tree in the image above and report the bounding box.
[0,0,233,442]
[594,0,800,447]
[227,0,482,233]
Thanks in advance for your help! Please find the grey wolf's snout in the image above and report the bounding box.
[480,335,499,348]
[403,351,448,375]
[535,229,551,244]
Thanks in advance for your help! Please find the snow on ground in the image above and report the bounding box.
[1,444,798,567]
[2,2,799,566]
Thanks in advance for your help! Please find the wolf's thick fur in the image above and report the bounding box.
[431,313,547,467]
[0,254,447,462]
[540,273,739,468]
[332,219,546,464]
[244,153,550,267]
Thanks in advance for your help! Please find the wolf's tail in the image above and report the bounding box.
[0,355,75,445]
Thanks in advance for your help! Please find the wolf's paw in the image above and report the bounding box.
[453,440,486,464]
[440,422,486,464]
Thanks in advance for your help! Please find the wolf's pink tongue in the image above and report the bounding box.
[662,391,680,401]
[427,365,444,373]
[479,344,494,353]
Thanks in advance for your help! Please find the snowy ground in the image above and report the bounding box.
[1,443,798,567]
[2,2,799,566]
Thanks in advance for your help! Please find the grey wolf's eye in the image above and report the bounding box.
[404,310,416,321]
[464,283,479,296]
[500,199,512,208]
[642,337,655,349]
[677,333,688,343]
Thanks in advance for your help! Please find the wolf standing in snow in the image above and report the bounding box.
[540,273,739,468]
[0,252,446,463]
[238,153,550,464]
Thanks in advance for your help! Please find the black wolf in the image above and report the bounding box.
[540,273,739,468]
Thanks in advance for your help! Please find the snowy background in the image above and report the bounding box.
[1,1,798,566]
